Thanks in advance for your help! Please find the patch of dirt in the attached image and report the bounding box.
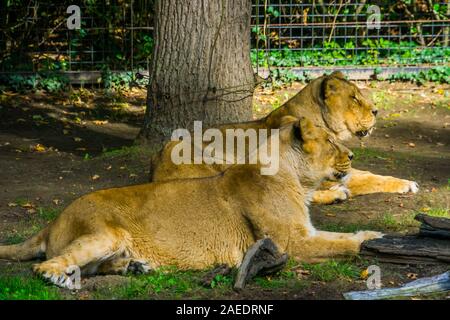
[0,81,449,300]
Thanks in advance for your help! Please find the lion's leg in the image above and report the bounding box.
[33,232,125,288]
[345,168,419,197]
[288,230,383,263]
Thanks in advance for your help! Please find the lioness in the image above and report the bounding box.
[151,71,418,204]
[0,117,382,288]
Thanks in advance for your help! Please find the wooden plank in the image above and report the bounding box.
[361,235,450,265]
[344,271,450,300]
[415,214,450,232]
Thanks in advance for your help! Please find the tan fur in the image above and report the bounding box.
[0,118,382,288]
[151,71,418,203]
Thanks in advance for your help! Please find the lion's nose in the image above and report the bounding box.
[372,110,378,116]
[348,152,354,161]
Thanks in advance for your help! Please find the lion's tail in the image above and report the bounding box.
[0,227,48,261]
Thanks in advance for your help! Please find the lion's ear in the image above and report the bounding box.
[330,70,346,79]
[279,115,298,128]
[322,77,343,99]
[278,116,299,142]
[295,117,316,142]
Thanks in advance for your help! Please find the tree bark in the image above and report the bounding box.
[138,0,255,147]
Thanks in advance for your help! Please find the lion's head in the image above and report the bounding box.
[320,71,377,140]
[279,116,353,182]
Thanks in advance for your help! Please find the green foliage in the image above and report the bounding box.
[267,68,311,88]
[251,42,450,68]
[0,276,60,300]
[0,73,69,92]
[388,66,450,85]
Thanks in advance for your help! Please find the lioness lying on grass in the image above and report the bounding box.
[0,117,382,288]
[151,71,418,204]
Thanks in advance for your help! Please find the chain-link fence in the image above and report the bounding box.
[0,1,449,80]
[0,1,154,74]
[251,1,450,68]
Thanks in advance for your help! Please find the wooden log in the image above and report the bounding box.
[344,271,450,300]
[234,238,288,291]
[415,214,450,232]
[361,235,450,265]
[419,225,450,240]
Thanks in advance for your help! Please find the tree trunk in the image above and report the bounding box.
[138,0,255,147]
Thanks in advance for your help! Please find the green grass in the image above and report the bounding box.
[101,146,139,158]
[301,260,360,282]
[3,224,43,245]
[0,276,61,300]
[95,267,217,299]
[1,207,60,245]
[38,207,61,221]
[424,208,449,218]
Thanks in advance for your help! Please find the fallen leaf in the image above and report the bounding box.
[91,174,100,180]
[106,165,112,170]
[326,213,336,217]
[360,269,369,280]
[129,173,138,178]
[74,137,82,142]
[63,129,69,135]
[7,202,18,207]
[21,202,34,209]
[53,199,60,205]
[93,120,108,125]
[27,208,36,214]
[408,142,415,148]
[32,144,46,152]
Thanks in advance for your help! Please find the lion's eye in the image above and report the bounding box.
[352,96,358,103]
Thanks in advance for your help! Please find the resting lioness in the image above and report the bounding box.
[151,71,418,204]
[0,117,382,288]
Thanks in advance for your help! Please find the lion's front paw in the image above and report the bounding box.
[330,185,351,202]
[312,185,350,205]
[33,261,80,289]
[127,259,151,275]
[355,231,384,242]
